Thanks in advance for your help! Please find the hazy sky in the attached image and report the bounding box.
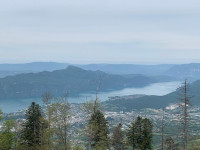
[0,0,200,64]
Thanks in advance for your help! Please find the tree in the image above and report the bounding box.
[112,123,124,150]
[82,99,102,116]
[83,75,104,150]
[51,94,71,150]
[177,80,192,150]
[42,92,54,149]
[127,116,153,150]
[165,137,178,150]
[85,122,96,150]
[0,118,16,150]
[82,98,103,150]
[141,118,153,150]
[127,121,137,150]
[89,110,109,150]
[20,102,48,150]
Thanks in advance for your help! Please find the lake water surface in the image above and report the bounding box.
[0,81,181,113]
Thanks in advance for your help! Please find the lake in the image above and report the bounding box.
[0,81,181,113]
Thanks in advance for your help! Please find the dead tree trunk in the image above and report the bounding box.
[177,80,192,150]
[161,108,165,150]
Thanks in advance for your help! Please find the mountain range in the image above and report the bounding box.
[0,65,174,100]
[0,62,200,80]
[165,63,200,80]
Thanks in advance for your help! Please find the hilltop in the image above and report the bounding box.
[0,66,174,100]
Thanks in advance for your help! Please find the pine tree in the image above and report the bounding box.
[82,98,103,150]
[89,110,109,150]
[141,118,153,150]
[20,102,48,150]
[112,123,124,150]
[127,116,153,150]
[127,116,140,150]
[127,121,136,149]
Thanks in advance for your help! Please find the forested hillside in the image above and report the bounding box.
[105,79,200,111]
[0,66,174,100]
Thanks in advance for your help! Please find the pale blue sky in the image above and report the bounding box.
[0,0,200,64]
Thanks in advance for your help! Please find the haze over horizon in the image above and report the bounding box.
[0,0,200,64]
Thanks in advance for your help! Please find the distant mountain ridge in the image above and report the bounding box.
[0,62,69,77]
[0,62,174,77]
[165,63,200,80]
[79,64,175,75]
[1,62,200,80]
[0,66,174,100]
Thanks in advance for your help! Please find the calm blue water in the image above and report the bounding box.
[0,81,181,113]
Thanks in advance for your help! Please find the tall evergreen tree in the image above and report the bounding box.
[127,116,141,150]
[127,116,153,150]
[127,120,136,150]
[112,123,124,150]
[141,118,153,150]
[82,98,103,150]
[89,110,109,150]
[20,102,48,150]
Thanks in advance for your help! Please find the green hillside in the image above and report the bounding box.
[0,66,174,100]
[105,80,200,111]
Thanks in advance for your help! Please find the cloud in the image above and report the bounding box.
[0,0,200,63]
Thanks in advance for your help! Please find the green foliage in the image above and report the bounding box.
[82,99,102,116]
[42,92,55,149]
[141,118,153,149]
[0,109,3,121]
[127,116,153,150]
[112,123,125,150]
[0,119,16,150]
[189,140,200,150]
[50,96,71,150]
[89,110,109,150]
[73,145,84,150]
[20,102,48,150]
[165,137,179,150]
[2,119,16,132]
[0,132,16,150]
